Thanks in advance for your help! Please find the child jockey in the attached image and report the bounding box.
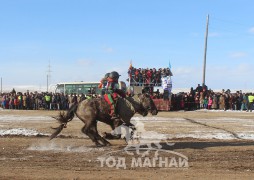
[105,71,126,117]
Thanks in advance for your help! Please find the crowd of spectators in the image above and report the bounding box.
[128,66,173,86]
[0,89,97,110]
[1,85,254,112]
[169,84,254,112]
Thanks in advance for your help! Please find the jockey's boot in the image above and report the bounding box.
[109,102,118,118]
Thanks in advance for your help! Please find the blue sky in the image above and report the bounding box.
[0,0,254,91]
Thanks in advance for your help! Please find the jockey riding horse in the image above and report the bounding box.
[104,71,126,117]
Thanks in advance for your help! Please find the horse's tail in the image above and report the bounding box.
[50,103,78,140]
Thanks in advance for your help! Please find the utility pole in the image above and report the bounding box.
[47,74,49,92]
[202,14,209,87]
[46,61,52,92]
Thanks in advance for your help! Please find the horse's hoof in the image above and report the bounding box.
[103,132,114,139]
[113,134,121,139]
[104,133,121,140]
[106,142,112,146]
[96,143,104,147]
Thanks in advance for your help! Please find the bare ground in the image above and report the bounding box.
[0,110,254,180]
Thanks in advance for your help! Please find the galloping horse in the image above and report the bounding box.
[50,94,158,147]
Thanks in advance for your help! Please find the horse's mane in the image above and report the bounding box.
[117,97,135,112]
[125,94,141,110]
[115,95,142,120]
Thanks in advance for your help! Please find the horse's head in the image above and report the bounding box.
[138,93,158,116]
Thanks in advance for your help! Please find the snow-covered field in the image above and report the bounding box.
[1,109,253,179]
[1,111,254,140]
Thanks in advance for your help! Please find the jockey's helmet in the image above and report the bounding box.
[104,73,110,79]
[109,71,120,79]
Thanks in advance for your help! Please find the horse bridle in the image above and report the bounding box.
[136,94,149,115]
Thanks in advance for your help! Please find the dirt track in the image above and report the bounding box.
[0,110,254,179]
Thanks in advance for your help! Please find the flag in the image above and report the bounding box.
[129,60,132,69]
[168,60,173,76]
[168,60,171,69]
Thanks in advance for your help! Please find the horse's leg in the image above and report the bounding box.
[123,122,136,133]
[101,118,123,131]
[81,123,103,147]
[90,122,111,146]
[123,122,136,140]
[102,118,123,139]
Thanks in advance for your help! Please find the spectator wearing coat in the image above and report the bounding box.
[208,96,213,109]
[194,92,200,109]
[247,93,254,112]
[211,94,218,109]
[241,93,248,111]
[199,92,204,109]
[219,94,225,110]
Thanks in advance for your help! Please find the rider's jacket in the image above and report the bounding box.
[106,77,126,98]
[106,77,119,93]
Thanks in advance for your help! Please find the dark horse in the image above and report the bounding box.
[50,94,158,147]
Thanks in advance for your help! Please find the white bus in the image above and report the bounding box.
[55,81,127,95]
[55,82,101,95]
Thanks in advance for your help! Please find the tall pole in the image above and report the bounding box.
[47,74,49,92]
[202,14,209,87]
[46,60,52,92]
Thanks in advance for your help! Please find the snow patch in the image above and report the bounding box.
[0,115,50,122]
[27,142,105,152]
[0,128,49,137]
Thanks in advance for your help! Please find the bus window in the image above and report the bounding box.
[55,82,102,95]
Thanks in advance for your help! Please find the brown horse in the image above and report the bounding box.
[50,94,158,147]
